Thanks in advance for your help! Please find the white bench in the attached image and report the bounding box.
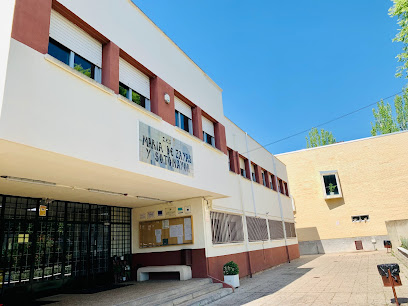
[137,265,192,281]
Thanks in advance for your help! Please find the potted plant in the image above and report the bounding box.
[223,261,239,288]
[328,183,337,195]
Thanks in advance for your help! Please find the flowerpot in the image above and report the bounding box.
[330,192,334,195]
[224,274,240,288]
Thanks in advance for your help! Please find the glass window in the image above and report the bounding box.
[241,168,246,177]
[323,174,339,195]
[175,110,191,133]
[203,132,214,146]
[119,83,128,98]
[175,110,180,127]
[131,90,146,108]
[252,172,256,182]
[74,54,95,79]
[48,38,70,65]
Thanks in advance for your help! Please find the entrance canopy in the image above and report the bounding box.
[0,139,227,207]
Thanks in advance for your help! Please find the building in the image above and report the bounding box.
[277,131,408,255]
[0,0,299,299]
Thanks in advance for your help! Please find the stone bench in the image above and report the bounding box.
[137,265,192,281]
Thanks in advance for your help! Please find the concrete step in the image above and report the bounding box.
[169,283,223,305]
[177,287,233,306]
[120,278,212,306]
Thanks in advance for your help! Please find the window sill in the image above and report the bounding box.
[212,242,245,248]
[44,54,115,97]
[202,141,223,155]
[117,95,161,121]
[324,194,343,200]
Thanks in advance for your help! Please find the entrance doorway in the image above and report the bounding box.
[0,194,131,299]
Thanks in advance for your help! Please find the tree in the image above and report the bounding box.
[370,88,408,135]
[306,128,336,148]
[390,0,408,78]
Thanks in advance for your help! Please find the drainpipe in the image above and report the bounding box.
[271,156,290,263]
[236,134,253,278]
[245,132,257,217]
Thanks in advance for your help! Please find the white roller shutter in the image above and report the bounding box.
[119,58,150,99]
[202,116,215,137]
[175,97,192,119]
[251,163,255,173]
[50,10,102,67]
[239,158,245,169]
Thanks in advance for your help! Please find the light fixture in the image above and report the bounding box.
[164,93,170,104]
[136,195,167,202]
[1,176,56,187]
[87,188,127,196]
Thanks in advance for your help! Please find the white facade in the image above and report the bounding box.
[0,0,297,284]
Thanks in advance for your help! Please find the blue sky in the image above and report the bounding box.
[133,0,406,154]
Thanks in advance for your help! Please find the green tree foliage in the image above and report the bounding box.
[370,88,408,135]
[390,0,408,78]
[306,128,336,148]
[74,63,91,78]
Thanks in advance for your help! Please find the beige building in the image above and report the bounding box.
[277,131,408,254]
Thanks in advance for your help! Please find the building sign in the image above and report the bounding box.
[139,122,194,176]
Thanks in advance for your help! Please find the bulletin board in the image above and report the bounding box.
[139,216,193,248]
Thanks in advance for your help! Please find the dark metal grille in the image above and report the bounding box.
[284,222,296,238]
[0,194,131,296]
[210,212,244,244]
[268,219,285,240]
[246,216,269,242]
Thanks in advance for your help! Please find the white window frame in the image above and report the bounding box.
[320,170,343,199]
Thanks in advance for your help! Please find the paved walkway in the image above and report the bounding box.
[211,251,408,305]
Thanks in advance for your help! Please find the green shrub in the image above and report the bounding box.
[401,237,408,249]
[223,261,239,275]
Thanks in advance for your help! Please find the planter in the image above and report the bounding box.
[330,192,335,196]
[224,274,240,288]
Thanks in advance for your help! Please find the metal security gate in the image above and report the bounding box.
[0,194,131,299]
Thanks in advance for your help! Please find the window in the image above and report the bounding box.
[320,171,342,199]
[175,110,192,133]
[284,182,289,196]
[251,163,256,182]
[202,116,215,147]
[210,212,244,244]
[284,222,296,238]
[270,174,277,191]
[278,178,284,194]
[239,157,246,178]
[203,132,215,147]
[246,217,269,241]
[119,82,150,110]
[175,97,193,134]
[228,149,233,172]
[352,215,369,223]
[48,38,101,82]
[268,219,284,240]
[262,172,267,187]
[48,38,70,65]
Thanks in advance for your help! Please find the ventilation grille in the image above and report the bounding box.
[210,211,244,244]
[246,216,269,241]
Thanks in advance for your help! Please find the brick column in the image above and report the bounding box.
[228,150,240,174]
[192,106,203,140]
[254,165,263,184]
[150,77,175,125]
[11,0,52,54]
[214,122,227,154]
[233,151,240,174]
[244,159,251,180]
[102,41,119,94]
[265,171,271,187]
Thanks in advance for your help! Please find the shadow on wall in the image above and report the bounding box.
[297,227,325,255]
[385,219,408,249]
[326,197,345,210]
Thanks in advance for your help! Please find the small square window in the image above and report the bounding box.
[320,171,342,199]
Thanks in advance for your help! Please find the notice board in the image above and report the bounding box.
[139,216,193,248]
